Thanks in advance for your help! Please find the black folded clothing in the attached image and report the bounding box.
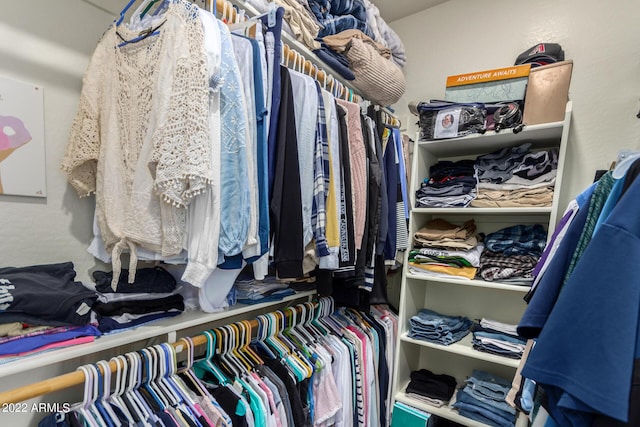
[94,266,176,294]
[92,294,185,317]
[406,369,458,401]
[429,160,477,182]
[0,262,97,326]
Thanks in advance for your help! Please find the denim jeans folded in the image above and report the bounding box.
[409,325,470,336]
[464,370,511,401]
[410,309,470,327]
[409,310,472,345]
[454,390,515,427]
[408,328,470,346]
[455,402,515,427]
[460,385,516,415]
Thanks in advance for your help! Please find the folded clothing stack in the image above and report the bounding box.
[0,262,101,357]
[416,160,477,208]
[409,219,482,280]
[452,370,517,427]
[406,369,458,408]
[472,143,558,208]
[234,273,295,305]
[93,267,184,333]
[478,224,547,285]
[471,319,527,359]
[0,324,100,358]
[408,308,472,346]
[307,0,406,68]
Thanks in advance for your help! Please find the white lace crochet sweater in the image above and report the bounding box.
[62,1,211,280]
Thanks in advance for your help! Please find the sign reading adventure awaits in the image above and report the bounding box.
[446,64,531,87]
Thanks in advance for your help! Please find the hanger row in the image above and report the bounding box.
[119,0,375,105]
[0,297,337,405]
[193,0,364,103]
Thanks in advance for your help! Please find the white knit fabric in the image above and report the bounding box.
[62,0,211,286]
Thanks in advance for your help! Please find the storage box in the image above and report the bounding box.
[417,102,487,140]
[391,401,432,427]
[444,64,531,104]
[522,60,573,125]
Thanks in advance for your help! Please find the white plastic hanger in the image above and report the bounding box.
[128,0,153,27]
[124,353,152,427]
[612,149,640,179]
[73,366,102,427]
[177,337,211,397]
[140,348,170,410]
[108,356,136,425]
[95,361,122,427]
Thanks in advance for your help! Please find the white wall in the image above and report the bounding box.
[0,0,638,423]
[391,0,640,210]
[0,1,116,281]
[0,3,116,425]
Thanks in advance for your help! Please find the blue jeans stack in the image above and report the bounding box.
[453,370,517,427]
[408,308,472,346]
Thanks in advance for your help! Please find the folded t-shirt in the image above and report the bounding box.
[0,262,97,326]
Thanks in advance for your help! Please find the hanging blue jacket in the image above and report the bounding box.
[521,170,640,425]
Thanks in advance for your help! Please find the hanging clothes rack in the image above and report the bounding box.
[2,0,405,407]
[0,298,334,405]
[201,0,400,124]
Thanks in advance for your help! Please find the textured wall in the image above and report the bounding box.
[0,1,114,281]
[391,0,640,211]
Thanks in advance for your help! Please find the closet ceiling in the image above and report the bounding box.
[370,0,448,23]
[85,0,447,24]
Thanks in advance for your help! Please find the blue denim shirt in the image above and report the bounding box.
[216,19,249,259]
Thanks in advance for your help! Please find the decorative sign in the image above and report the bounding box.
[446,64,531,87]
[0,77,46,197]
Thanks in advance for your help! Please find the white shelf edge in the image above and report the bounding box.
[405,273,531,293]
[399,332,521,368]
[394,390,528,427]
[417,118,565,147]
[411,207,552,215]
[0,290,315,379]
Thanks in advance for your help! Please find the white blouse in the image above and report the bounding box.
[62,0,212,287]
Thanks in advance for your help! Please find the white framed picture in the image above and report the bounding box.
[0,76,46,197]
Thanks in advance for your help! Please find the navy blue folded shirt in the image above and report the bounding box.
[0,262,97,326]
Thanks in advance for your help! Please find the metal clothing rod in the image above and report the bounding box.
[0,298,328,405]
[0,325,230,405]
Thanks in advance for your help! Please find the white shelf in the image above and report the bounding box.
[400,333,521,368]
[0,290,315,379]
[412,207,553,215]
[394,389,528,427]
[405,272,531,293]
[393,101,571,419]
[416,103,571,158]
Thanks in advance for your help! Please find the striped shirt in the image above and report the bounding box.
[312,82,330,257]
